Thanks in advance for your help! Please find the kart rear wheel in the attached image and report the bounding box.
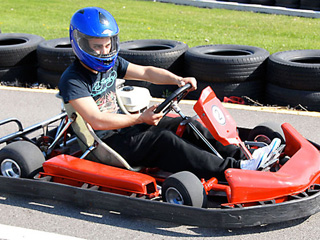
[0,141,45,178]
[248,122,285,144]
[162,171,207,208]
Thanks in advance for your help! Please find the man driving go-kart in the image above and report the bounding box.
[58,6,281,180]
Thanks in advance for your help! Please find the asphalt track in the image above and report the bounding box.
[0,86,319,239]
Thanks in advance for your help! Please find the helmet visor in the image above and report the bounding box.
[73,30,119,59]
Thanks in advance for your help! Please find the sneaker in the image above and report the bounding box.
[240,138,282,170]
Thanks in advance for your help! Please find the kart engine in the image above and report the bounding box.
[117,83,151,114]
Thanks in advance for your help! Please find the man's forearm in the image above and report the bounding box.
[143,66,182,85]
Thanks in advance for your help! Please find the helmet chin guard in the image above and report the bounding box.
[70,7,120,72]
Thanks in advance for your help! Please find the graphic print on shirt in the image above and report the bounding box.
[92,70,119,113]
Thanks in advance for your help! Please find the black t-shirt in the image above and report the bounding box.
[58,56,129,114]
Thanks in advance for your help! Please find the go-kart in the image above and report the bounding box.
[0,83,320,228]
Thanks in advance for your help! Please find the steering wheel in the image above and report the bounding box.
[154,83,192,115]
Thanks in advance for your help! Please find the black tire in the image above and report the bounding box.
[0,65,37,85]
[234,0,251,3]
[37,67,62,88]
[37,37,75,72]
[250,0,275,5]
[0,141,45,178]
[124,79,152,90]
[265,83,320,112]
[300,0,320,11]
[267,50,320,91]
[162,171,207,208]
[184,44,269,83]
[148,83,178,98]
[275,0,300,8]
[119,39,188,75]
[148,81,264,101]
[186,80,263,101]
[0,33,44,67]
[248,122,285,144]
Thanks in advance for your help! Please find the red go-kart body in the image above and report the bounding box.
[39,86,320,208]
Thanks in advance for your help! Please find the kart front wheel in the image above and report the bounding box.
[0,141,45,178]
[248,122,285,144]
[162,171,207,208]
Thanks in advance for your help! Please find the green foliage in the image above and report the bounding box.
[1,0,319,53]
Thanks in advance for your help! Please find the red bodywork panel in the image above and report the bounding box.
[193,86,320,205]
[194,87,241,146]
[193,86,251,158]
[41,155,159,198]
[224,123,320,205]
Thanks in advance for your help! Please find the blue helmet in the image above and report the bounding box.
[70,7,120,72]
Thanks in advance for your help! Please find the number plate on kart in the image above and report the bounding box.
[193,86,241,146]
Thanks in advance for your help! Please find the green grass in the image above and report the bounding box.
[1,0,319,54]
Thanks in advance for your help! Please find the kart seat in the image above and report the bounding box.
[60,96,140,172]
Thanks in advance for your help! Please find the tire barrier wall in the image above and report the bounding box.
[266,50,320,111]
[119,39,189,97]
[184,45,269,101]
[119,41,320,112]
[0,33,44,86]
[0,33,319,111]
[37,37,75,88]
[219,0,320,11]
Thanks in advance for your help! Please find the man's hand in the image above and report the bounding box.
[177,77,197,91]
[139,105,163,126]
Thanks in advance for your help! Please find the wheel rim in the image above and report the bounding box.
[254,134,271,144]
[1,159,21,178]
[165,187,184,205]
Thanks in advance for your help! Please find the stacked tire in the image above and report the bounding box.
[0,33,44,86]
[119,39,188,98]
[234,0,251,3]
[250,0,275,5]
[266,50,320,111]
[300,0,320,11]
[275,0,300,9]
[37,37,75,88]
[184,44,270,101]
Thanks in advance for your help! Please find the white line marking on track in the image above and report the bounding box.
[0,224,86,240]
